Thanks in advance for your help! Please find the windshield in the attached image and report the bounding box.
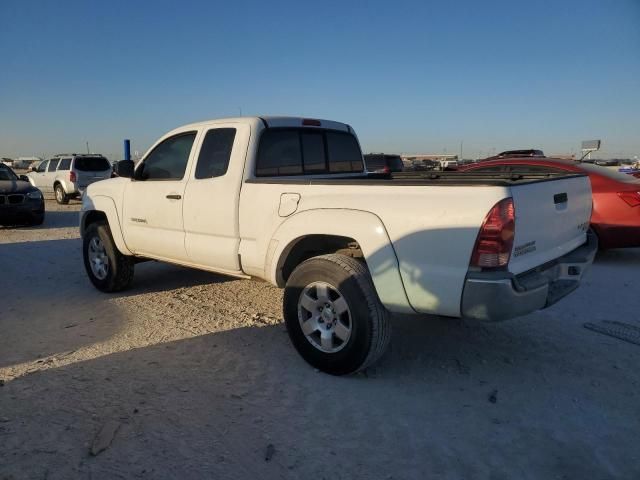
[580,163,640,184]
[0,165,18,181]
[74,156,111,171]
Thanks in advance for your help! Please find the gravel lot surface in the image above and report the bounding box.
[1,198,639,479]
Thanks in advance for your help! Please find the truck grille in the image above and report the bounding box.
[0,194,25,205]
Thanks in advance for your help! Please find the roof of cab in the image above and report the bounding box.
[174,116,351,132]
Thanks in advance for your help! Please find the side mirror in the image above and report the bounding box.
[19,175,30,182]
[114,160,135,178]
[29,166,37,172]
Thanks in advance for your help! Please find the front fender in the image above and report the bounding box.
[269,209,414,314]
[80,195,132,255]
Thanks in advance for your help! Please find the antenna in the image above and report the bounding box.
[86,141,90,154]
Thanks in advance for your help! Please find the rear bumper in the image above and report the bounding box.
[461,231,598,321]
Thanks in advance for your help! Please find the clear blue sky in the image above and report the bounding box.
[1,0,639,159]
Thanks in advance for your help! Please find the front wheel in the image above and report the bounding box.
[54,184,69,204]
[83,221,134,292]
[283,254,391,375]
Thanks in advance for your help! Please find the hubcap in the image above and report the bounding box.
[88,236,109,280]
[298,282,352,353]
[56,188,62,201]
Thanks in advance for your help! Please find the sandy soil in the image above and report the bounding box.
[1,199,639,479]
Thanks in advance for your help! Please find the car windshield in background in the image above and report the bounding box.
[580,163,640,184]
[0,165,18,181]
[387,156,404,171]
[74,156,111,171]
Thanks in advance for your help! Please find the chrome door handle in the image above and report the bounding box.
[166,194,182,200]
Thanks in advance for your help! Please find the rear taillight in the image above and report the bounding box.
[70,171,77,183]
[618,191,640,207]
[470,198,515,269]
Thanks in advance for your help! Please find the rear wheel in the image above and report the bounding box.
[283,254,391,375]
[54,184,69,204]
[83,221,134,292]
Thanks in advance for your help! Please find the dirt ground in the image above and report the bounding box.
[1,198,639,479]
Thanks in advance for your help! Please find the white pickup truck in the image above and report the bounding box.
[81,116,597,375]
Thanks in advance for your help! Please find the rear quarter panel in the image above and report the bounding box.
[240,181,509,317]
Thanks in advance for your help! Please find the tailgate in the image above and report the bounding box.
[509,174,592,275]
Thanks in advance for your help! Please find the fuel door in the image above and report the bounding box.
[278,193,301,217]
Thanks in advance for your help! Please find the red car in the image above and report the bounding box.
[460,158,640,249]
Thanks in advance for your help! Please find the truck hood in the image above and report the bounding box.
[85,177,130,198]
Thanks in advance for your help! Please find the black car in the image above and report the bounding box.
[0,164,45,225]
[363,153,405,173]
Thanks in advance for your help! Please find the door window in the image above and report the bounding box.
[58,158,72,170]
[136,132,196,180]
[194,128,236,179]
[48,159,60,172]
[37,161,49,173]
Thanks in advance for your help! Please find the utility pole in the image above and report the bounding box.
[86,141,90,154]
[460,140,463,160]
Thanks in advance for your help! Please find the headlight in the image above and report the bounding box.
[27,190,43,199]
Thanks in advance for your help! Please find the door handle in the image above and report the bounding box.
[166,194,182,200]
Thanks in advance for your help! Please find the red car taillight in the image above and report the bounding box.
[618,191,640,207]
[70,171,77,183]
[470,198,515,269]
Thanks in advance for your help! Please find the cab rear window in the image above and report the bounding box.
[256,129,363,177]
[74,156,111,171]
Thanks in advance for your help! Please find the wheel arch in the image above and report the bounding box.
[80,195,132,255]
[269,209,414,314]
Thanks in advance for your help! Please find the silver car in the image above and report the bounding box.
[28,154,112,204]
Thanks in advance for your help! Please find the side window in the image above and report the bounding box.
[256,130,302,176]
[194,128,236,179]
[137,132,196,180]
[58,158,72,170]
[37,161,49,173]
[326,132,364,173]
[48,159,60,172]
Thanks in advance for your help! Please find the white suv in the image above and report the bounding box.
[28,154,112,204]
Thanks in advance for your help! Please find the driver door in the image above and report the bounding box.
[122,130,199,262]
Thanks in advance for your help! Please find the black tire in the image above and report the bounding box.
[83,221,134,292]
[54,183,69,204]
[30,212,45,226]
[283,254,391,375]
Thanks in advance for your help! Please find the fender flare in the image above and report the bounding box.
[80,195,132,255]
[268,208,414,314]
